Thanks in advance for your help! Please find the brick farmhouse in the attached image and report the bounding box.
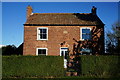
[23,6,104,56]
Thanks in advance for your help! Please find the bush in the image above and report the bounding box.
[80,55,120,78]
[2,45,16,55]
[2,55,120,78]
[2,56,64,78]
[2,43,23,55]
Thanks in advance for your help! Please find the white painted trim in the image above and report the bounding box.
[36,48,48,56]
[80,27,91,40]
[37,27,48,40]
[60,47,68,56]
[60,47,68,68]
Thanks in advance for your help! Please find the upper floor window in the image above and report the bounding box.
[80,27,91,40]
[37,27,48,40]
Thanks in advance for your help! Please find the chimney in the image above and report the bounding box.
[91,6,97,15]
[27,5,33,19]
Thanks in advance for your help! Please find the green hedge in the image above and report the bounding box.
[2,56,64,78]
[80,55,120,78]
[2,55,120,78]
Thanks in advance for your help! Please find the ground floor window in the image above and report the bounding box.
[36,48,48,55]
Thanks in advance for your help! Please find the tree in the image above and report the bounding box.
[2,43,23,55]
[2,45,16,55]
[15,43,23,55]
[106,22,120,54]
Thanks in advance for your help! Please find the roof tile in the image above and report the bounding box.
[25,13,104,25]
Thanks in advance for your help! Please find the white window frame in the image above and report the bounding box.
[36,48,48,56]
[37,27,48,40]
[80,27,92,40]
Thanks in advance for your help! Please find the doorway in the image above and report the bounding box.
[60,47,68,68]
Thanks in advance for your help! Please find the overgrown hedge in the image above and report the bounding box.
[2,56,64,78]
[80,55,120,78]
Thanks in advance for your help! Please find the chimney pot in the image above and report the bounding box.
[27,5,33,19]
[91,6,97,15]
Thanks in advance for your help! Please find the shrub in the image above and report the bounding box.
[2,45,16,55]
[80,55,120,78]
[2,56,64,78]
[2,55,120,78]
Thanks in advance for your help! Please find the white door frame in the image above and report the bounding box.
[60,47,68,68]
[60,47,68,57]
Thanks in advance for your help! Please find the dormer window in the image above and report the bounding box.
[37,27,48,40]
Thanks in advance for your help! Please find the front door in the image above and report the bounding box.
[60,48,68,68]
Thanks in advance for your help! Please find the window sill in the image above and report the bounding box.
[37,54,47,56]
[37,39,48,41]
[80,39,91,41]
[80,39,84,41]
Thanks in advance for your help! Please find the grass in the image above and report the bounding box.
[2,77,120,80]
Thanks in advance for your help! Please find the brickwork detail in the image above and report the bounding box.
[23,26,95,56]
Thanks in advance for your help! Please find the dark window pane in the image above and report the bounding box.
[42,49,46,54]
[86,35,90,39]
[82,29,90,33]
[40,29,43,33]
[88,34,91,39]
[38,49,46,55]
[61,51,64,56]
[42,29,46,33]
[65,51,67,59]
[82,34,91,40]
[82,29,91,40]
[39,28,47,39]
[81,48,91,53]
[38,49,41,55]
[82,34,86,39]
[39,29,47,33]
[40,34,43,39]
[42,34,47,39]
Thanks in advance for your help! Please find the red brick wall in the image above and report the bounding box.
[23,26,97,56]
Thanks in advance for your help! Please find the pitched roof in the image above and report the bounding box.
[25,13,104,26]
